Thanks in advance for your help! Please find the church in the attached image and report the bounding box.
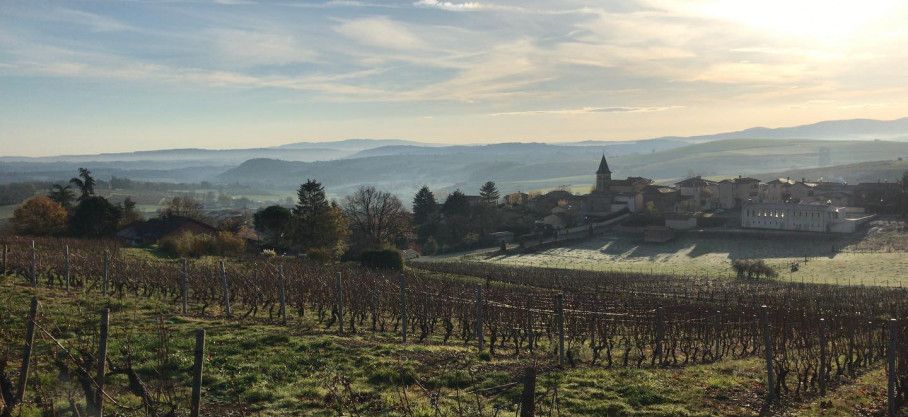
[533,155,652,228]
[585,155,652,215]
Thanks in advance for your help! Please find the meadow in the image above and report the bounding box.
[471,219,908,287]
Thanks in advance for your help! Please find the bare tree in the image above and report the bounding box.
[343,186,408,247]
[159,195,206,221]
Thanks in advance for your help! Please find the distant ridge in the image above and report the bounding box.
[565,117,908,146]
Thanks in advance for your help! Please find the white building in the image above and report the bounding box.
[741,202,867,233]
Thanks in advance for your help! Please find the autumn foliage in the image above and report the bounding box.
[11,196,68,236]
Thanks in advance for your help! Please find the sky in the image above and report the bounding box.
[1,0,908,156]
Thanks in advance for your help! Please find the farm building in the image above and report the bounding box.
[116,216,217,246]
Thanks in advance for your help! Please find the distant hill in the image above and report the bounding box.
[4,117,908,192]
[273,139,446,150]
[755,159,908,184]
[646,117,908,143]
[217,139,908,198]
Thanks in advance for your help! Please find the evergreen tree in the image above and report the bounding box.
[294,179,329,217]
[442,190,470,217]
[69,196,122,237]
[412,186,440,243]
[412,186,439,225]
[479,181,500,205]
[291,180,348,253]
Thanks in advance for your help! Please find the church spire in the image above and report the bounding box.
[596,154,611,174]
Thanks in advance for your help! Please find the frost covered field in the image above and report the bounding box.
[472,220,908,287]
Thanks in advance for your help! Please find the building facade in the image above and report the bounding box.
[741,202,854,233]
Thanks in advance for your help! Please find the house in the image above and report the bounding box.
[788,181,818,203]
[116,216,218,247]
[765,178,796,203]
[675,177,719,210]
[609,177,654,194]
[717,177,763,208]
[641,185,682,214]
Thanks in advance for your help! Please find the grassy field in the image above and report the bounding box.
[0,274,896,417]
[468,220,908,287]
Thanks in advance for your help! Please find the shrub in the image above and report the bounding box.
[360,249,404,270]
[159,231,244,258]
[731,259,778,280]
[11,197,68,236]
[423,236,439,256]
[306,247,336,264]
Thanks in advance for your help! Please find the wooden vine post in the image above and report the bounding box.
[400,273,407,343]
[656,306,665,366]
[556,293,565,367]
[31,240,36,287]
[819,318,827,396]
[220,261,231,317]
[520,367,536,417]
[278,265,287,325]
[714,310,722,360]
[102,250,109,296]
[64,245,70,292]
[888,319,898,417]
[182,258,189,315]
[476,284,484,354]
[95,308,110,417]
[190,329,206,417]
[15,297,39,405]
[336,272,343,333]
[760,306,775,402]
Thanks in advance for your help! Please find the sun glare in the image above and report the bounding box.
[695,0,901,41]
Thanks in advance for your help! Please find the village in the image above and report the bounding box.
[499,155,897,244]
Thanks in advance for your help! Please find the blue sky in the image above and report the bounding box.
[2,0,907,156]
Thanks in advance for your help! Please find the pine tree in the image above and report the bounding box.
[291,180,348,253]
[479,181,500,205]
[294,179,329,217]
[412,186,438,225]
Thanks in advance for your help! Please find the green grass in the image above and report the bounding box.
[0,204,18,220]
[0,263,894,416]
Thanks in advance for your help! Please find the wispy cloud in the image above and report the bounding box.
[413,0,483,11]
[334,17,426,50]
[207,29,316,67]
[491,106,683,116]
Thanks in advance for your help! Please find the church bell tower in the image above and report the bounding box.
[596,155,612,193]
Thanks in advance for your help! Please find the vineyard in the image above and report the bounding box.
[1,236,907,416]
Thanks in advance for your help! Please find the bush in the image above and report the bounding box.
[423,237,439,256]
[360,249,404,270]
[306,247,336,264]
[159,231,245,258]
[731,259,778,280]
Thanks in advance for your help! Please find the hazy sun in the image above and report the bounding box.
[692,0,901,41]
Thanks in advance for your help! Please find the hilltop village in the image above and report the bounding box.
[504,155,897,235]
